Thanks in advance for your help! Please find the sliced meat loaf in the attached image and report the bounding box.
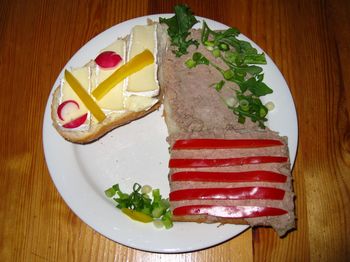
[167,131,294,236]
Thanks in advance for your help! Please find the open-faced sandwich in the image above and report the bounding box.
[52,4,295,236]
[51,22,167,143]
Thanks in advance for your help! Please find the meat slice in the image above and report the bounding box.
[159,29,295,236]
[167,133,294,236]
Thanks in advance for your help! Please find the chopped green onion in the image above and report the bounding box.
[219,43,229,51]
[104,187,116,198]
[204,40,215,47]
[105,183,173,229]
[192,52,209,65]
[223,69,234,80]
[161,211,173,229]
[212,80,225,91]
[265,101,275,111]
[185,59,197,69]
[112,184,120,191]
[185,59,196,68]
[199,20,273,128]
[238,114,246,124]
[152,188,161,202]
[206,45,214,51]
[192,52,202,61]
[239,99,249,111]
[259,107,268,117]
[225,96,237,107]
[212,49,221,57]
[152,206,165,218]
[141,185,152,194]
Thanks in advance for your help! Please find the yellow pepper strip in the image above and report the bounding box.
[121,208,153,223]
[64,70,106,122]
[92,49,154,100]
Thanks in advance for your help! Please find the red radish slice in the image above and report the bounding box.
[95,51,122,69]
[57,100,80,121]
[62,113,88,128]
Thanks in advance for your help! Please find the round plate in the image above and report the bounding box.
[43,14,298,253]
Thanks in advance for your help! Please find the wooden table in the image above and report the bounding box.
[1,0,349,261]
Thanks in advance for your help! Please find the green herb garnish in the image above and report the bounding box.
[185,52,209,68]
[105,183,173,229]
[201,21,273,127]
[159,4,199,57]
[184,19,273,128]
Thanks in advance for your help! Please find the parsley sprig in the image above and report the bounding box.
[159,4,199,57]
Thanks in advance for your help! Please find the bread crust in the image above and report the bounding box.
[51,86,161,143]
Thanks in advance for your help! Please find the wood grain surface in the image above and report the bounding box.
[0,0,349,261]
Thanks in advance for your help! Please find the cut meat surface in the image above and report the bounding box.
[159,29,295,236]
[167,136,294,236]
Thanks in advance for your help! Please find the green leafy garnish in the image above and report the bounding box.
[105,183,173,229]
[211,80,225,91]
[161,5,274,128]
[159,4,199,57]
[185,52,209,68]
[233,91,269,128]
[185,20,273,128]
[239,75,273,96]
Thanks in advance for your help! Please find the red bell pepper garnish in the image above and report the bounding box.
[171,171,287,183]
[172,139,284,150]
[169,156,288,168]
[169,187,285,201]
[173,205,288,218]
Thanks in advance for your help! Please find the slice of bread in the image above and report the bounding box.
[51,22,168,144]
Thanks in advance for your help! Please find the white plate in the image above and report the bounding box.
[43,14,298,253]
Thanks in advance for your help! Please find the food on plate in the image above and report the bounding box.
[158,5,295,236]
[51,23,165,143]
[95,51,122,69]
[160,6,273,129]
[166,133,294,236]
[51,2,295,235]
[105,183,173,229]
[159,4,199,57]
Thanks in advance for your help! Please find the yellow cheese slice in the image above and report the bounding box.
[127,24,159,93]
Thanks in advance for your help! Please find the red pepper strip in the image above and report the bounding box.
[171,171,287,183]
[173,205,288,218]
[172,139,283,150]
[169,156,288,168]
[169,187,285,201]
